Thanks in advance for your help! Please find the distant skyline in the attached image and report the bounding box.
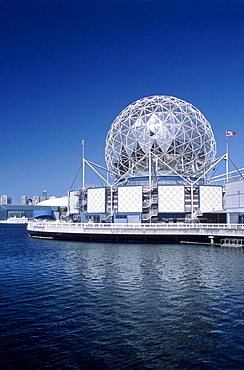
[1,0,243,203]
[0,191,49,205]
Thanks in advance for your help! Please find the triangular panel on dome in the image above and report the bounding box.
[156,128,172,153]
[134,126,149,154]
[154,104,164,113]
[151,140,164,158]
[125,130,137,157]
[134,117,144,128]
[147,114,162,133]
[113,139,122,159]
[117,145,131,176]
[131,142,147,174]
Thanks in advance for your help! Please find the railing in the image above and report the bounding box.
[28,220,244,231]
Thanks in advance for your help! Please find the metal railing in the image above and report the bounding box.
[28,220,244,231]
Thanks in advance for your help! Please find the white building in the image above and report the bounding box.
[225,179,244,223]
[21,195,30,205]
[0,195,12,205]
[32,195,40,205]
[68,95,243,224]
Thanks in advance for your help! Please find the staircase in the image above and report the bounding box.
[142,185,158,222]
[185,208,203,222]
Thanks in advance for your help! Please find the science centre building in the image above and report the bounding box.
[68,95,243,225]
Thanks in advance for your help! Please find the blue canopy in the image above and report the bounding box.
[33,210,54,219]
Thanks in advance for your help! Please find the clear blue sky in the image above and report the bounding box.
[1,0,243,203]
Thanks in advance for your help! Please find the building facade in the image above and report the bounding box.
[32,195,40,205]
[68,95,243,224]
[21,195,30,205]
[0,195,12,205]
[0,204,61,221]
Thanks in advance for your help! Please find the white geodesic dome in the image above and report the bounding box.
[105,95,216,178]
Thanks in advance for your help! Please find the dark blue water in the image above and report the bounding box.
[0,225,243,369]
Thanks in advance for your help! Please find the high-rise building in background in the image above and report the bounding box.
[0,195,12,205]
[40,190,48,202]
[32,195,40,205]
[21,196,29,205]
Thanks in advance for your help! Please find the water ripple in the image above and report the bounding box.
[0,225,243,369]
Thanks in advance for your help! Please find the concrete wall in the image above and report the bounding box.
[226,179,244,213]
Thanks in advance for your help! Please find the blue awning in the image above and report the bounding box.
[33,210,54,219]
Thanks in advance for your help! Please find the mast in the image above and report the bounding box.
[225,137,229,183]
[82,140,85,190]
[81,140,85,222]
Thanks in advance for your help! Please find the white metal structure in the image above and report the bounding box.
[105,95,216,179]
[64,95,244,224]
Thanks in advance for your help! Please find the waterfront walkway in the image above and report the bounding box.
[27,221,244,243]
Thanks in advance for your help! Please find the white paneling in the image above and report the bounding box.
[87,188,106,213]
[200,186,223,212]
[118,186,142,213]
[69,190,79,214]
[158,186,185,213]
[226,180,244,212]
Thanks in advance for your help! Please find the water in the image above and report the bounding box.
[0,224,243,369]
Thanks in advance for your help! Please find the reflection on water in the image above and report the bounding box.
[0,225,243,369]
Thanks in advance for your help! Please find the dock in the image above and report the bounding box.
[27,221,244,244]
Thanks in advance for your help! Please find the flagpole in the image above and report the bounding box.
[225,131,236,183]
[225,135,230,224]
[226,136,229,183]
[82,140,85,190]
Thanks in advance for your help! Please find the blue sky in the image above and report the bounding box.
[1,0,243,203]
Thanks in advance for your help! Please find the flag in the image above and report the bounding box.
[150,130,155,136]
[226,131,236,137]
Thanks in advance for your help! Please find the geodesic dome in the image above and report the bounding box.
[105,95,216,179]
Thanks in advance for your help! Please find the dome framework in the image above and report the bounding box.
[105,96,216,180]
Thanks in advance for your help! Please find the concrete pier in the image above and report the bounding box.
[27,221,244,244]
